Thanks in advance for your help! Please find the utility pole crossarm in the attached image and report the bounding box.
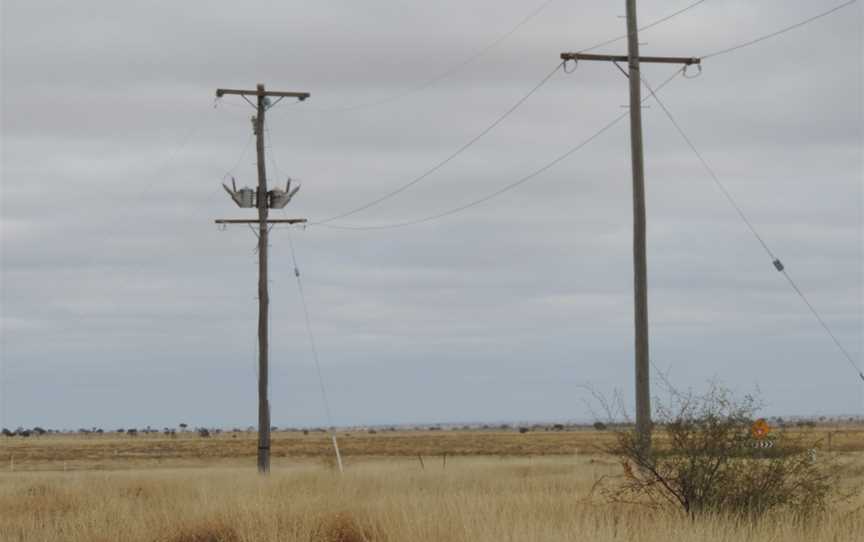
[560,53,700,65]
[215,219,307,225]
[216,88,310,100]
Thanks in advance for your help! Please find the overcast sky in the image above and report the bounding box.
[1,0,862,430]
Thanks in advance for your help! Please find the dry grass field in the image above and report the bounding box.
[1,430,863,541]
[1,455,863,542]
[4,426,863,471]
[0,430,618,471]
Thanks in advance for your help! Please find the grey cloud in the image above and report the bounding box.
[2,0,862,429]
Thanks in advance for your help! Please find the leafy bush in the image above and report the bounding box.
[602,384,851,520]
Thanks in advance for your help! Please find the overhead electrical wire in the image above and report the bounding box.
[221,132,255,182]
[314,0,857,231]
[314,61,565,224]
[264,125,290,182]
[216,1,861,435]
[701,0,858,60]
[72,105,225,281]
[312,68,684,231]
[302,0,711,114]
[137,106,216,194]
[205,131,257,220]
[313,0,714,225]
[219,0,858,233]
[294,0,558,113]
[257,3,862,428]
[578,0,711,54]
[639,75,864,383]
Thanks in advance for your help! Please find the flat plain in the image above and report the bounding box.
[1,428,863,541]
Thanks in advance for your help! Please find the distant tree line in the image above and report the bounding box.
[4,415,858,439]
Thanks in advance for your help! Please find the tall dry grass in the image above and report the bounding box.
[1,455,861,542]
[5,428,862,471]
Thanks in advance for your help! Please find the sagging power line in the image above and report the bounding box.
[314,0,714,225]
[307,0,861,440]
[200,1,860,457]
[315,62,564,224]
[577,0,710,54]
[314,1,855,231]
[314,68,684,232]
[314,0,856,231]
[298,0,558,113]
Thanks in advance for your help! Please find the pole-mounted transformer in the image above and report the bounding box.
[223,177,300,209]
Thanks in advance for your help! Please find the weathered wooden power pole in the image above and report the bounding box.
[215,83,309,474]
[561,2,700,454]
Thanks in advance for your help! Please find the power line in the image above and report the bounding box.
[313,1,715,226]
[264,126,289,181]
[293,0,558,113]
[69,105,221,304]
[579,0,710,54]
[314,68,684,231]
[639,74,864,383]
[221,132,255,181]
[296,0,851,229]
[296,0,710,114]
[204,132,259,220]
[138,106,216,194]
[314,113,613,231]
[315,61,565,224]
[702,0,858,60]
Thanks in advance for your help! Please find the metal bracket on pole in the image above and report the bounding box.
[560,53,700,65]
[214,219,308,225]
[216,88,310,101]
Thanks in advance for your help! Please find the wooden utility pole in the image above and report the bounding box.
[561,2,700,455]
[215,83,309,474]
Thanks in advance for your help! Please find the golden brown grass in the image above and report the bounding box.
[0,430,613,471]
[1,454,862,542]
[3,427,862,472]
